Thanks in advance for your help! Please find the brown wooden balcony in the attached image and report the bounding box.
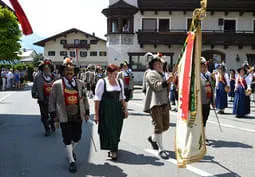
[63,43,90,49]
[137,30,255,48]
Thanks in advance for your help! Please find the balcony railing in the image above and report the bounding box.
[63,43,90,49]
[137,30,255,47]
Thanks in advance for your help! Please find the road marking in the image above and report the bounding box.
[145,149,214,177]
[131,101,255,133]
[0,93,14,102]
[208,120,255,133]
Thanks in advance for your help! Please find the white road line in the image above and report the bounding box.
[208,120,255,133]
[131,101,255,133]
[0,93,14,102]
[145,149,214,177]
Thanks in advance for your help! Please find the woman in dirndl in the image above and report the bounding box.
[94,64,127,160]
[215,65,230,114]
[233,67,252,118]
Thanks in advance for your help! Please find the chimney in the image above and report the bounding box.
[92,32,95,36]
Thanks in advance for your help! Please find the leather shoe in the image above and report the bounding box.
[69,162,77,173]
[148,136,159,150]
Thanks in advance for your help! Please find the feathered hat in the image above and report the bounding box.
[145,52,164,69]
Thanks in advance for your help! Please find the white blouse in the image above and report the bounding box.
[94,77,126,101]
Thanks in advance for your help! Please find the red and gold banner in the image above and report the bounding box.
[175,28,206,168]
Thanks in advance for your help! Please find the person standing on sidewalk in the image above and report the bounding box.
[143,53,173,159]
[32,59,55,136]
[1,68,7,91]
[48,58,90,173]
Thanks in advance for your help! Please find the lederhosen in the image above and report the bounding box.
[98,79,123,152]
[38,73,54,131]
[60,79,82,145]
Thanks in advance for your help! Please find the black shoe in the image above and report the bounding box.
[159,151,169,160]
[44,130,50,137]
[148,136,159,150]
[69,162,77,173]
[73,152,76,161]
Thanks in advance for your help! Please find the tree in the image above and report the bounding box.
[32,53,44,67]
[0,5,22,60]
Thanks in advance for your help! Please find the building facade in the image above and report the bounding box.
[102,0,255,83]
[34,28,107,67]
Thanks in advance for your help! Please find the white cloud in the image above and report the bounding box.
[3,0,109,39]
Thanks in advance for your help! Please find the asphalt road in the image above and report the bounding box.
[0,86,254,177]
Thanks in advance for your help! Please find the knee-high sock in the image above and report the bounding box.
[151,133,163,151]
[66,144,75,163]
[72,142,78,151]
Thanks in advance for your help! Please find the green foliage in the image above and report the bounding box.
[0,5,22,60]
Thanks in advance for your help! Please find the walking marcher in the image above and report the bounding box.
[48,58,90,173]
[215,64,230,114]
[200,57,214,144]
[233,66,252,118]
[118,62,134,102]
[85,65,95,98]
[94,64,127,160]
[143,53,173,159]
[32,59,55,136]
[228,69,236,102]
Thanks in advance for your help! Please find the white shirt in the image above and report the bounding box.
[94,77,126,101]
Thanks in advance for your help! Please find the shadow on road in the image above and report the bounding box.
[202,155,242,177]
[78,162,127,177]
[207,139,253,148]
[112,149,164,166]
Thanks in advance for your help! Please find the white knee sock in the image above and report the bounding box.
[66,144,75,163]
[72,142,78,150]
[152,133,164,151]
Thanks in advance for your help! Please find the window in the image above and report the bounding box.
[224,20,236,32]
[99,51,107,56]
[130,55,147,71]
[186,18,192,31]
[70,51,76,57]
[90,51,97,56]
[80,40,87,45]
[159,19,169,32]
[90,40,97,45]
[60,39,67,44]
[122,18,130,32]
[74,39,80,44]
[48,51,55,56]
[247,54,255,66]
[80,51,87,57]
[254,20,255,32]
[60,51,67,56]
[111,19,119,32]
[142,19,157,32]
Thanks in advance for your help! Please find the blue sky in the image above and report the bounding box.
[3,0,109,52]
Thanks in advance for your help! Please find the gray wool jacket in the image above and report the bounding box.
[31,71,53,101]
[48,79,90,123]
[143,70,170,113]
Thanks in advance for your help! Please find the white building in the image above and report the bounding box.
[34,28,107,67]
[18,49,37,63]
[102,0,255,83]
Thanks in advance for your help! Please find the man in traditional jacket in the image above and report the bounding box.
[143,53,173,159]
[32,59,55,136]
[48,58,90,173]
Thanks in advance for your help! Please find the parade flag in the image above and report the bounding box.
[9,0,33,35]
[175,27,206,168]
